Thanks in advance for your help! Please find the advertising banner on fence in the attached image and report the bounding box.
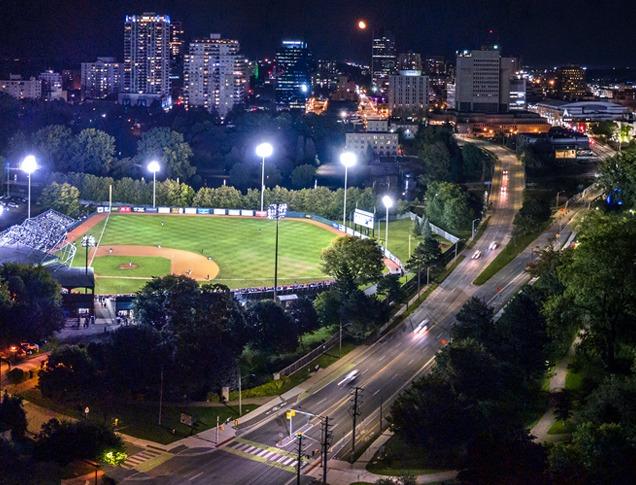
[353,208,375,229]
[197,208,211,214]
[170,207,184,214]
[240,210,254,217]
[119,206,131,213]
[184,207,197,214]
[145,207,158,213]
[213,208,226,215]
[255,211,267,218]
[228,209,241,216]
[133,207,145,213]
[158,207,170,214]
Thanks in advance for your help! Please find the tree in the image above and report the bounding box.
[133,275,200,330]
[0,263,64,346]
[38,182,81,217]
[38,345,98,403]
[314,288,341,327]
[556,212,636,370]
[136,127,195,180]
[406,235,441,291]
[597,150,636,209]
[32,124,73,171]
[513,194,551,237]
[462,143,492,182]
[590,121,618,141]
[424,181,474,233]
[0,392,28,440]
[163,179,195,206]
[321,237,384,289]
[290,164,316,189]
[248,300,298,353]
[376,274,404,304]
[288,297,319,336]
[451,297,494,343]
[69,128,115,175]
[34,419,124,466]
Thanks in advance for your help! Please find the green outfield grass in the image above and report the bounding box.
[72,214,337,293]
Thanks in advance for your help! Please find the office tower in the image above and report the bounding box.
[183,34,248,117]
[371,31,397,92]
[397,52,422,72]
[388,70,428,116]
[121,13,171,107]
[170,20,185,92]
[424,56,446,76]
[275,40,312,110]
[81,58,122,99]
[509,77,527,110]
[556,65,587,100]
[454,46,518,113]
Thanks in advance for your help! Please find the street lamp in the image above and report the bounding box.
[20,155,38,219]
[382,195,393,253]
[147,160,161,208]
[256,142,273,212]
[339,151,357,228]
[268,203,287,300]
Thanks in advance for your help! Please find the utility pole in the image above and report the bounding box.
[350,386,363,461]
[320,416,332,484]
[295,432,304,485]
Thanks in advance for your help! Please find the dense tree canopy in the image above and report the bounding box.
[321,236,384,289]
[39,182,81,217]
[424,181,474,233]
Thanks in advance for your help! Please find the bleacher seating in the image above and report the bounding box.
[0,210,76,253]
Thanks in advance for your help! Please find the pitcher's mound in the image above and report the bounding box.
[118,263,139,270]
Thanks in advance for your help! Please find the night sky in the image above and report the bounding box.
[2,0,635,69]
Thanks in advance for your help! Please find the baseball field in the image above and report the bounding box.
[69,214,340,294]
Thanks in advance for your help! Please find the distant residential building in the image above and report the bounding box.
[81,57,122,99]
[555,65,587,100]
[39,70,66,101]
[529,100,631,126]
[397,52,422,72]
[424,56,446,76]
[312,59,340,94]
[509,78,526,110]
[454,46,518,113]
[366,117,389,132]
[121,13,171,108]
[388,70,428,116]
[372,31,397,92]
[183,34,248,117]
[169,20,185,94]
[346,131,399,158]
[0,74,41,99]
[275,40,312,110]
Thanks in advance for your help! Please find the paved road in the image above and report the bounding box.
[120,139,528,485]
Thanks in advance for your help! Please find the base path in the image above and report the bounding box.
[91,245,220,281]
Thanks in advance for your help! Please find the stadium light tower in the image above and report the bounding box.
[382,195,394,253]
[20,155,38,219]
[339,151,357,228]
[256,142,274,212]
[147,160,161,208]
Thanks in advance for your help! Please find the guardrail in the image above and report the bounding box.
[274,332,341,379]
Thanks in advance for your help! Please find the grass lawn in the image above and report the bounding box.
[92,255,171,277]
[548,420,575,435]
[473,221,550,285]
[565,368,584,392]
[366,433,449,476]
[72,214,337,293]
[20,388,257,445]
[378,219,452,263]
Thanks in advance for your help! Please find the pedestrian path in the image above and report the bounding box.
[220,437,306,474]
[121,445,171,472]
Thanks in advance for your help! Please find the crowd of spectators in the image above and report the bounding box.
[0,210,76,253]
[234,280,334,297]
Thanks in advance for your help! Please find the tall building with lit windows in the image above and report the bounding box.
[372,31,397,92]
[120,13,171,107]
[183,34,247,117]
[274,40,312,110]
[556,65,587,100]
[81,57,122,99]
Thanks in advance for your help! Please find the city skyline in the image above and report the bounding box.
[1,0,636,70]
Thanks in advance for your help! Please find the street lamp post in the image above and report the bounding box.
[20,155,38,219]
[382,195,393,254]
[147,160,161,208]
[256,143,273,212]
[268,203,287,300]
[339,151,357,228]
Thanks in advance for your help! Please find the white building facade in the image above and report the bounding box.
[388,70,428,115]
[0,75,41,99]
[81,58,122,99]
[183,34,247,117]
[346,132,399,158]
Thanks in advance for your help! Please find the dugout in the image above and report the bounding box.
[48,264,95,317]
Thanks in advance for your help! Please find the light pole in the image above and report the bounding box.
[147,160,161,208]
[256,143,273,212]
[268,203,287,300]
[472,218,480,238]
[339,151,357,228]
[81,234,96,277]
[20,155,38,219]
[382,195,393,254]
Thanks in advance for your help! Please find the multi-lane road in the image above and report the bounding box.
[121,140,547,485]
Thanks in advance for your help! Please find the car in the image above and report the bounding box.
[503,169,509,175]
[413,319,430,334]
[471,250,482,260]
[20,342,39,355]
[489,241,499,251]
[501,185,507,193]
[337,369,360,386]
